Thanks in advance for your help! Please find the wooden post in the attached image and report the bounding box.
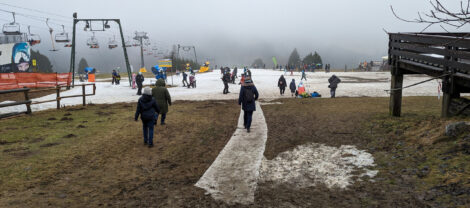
[56,85,61,109]
[82,84,86,106]
[23,87,31,114]
[390,72,404,117]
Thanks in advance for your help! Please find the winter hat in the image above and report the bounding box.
[143,87,152,95]
[244,76,253,83]
[138,72,142,75]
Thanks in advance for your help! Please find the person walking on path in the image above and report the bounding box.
[135,87,160,148]
[289,79,296,97]
[328,74,341,98]
[238,77,259,133]
[152,78,172,125]
[136,72,144,95]
[222,71,231,94]
[182,71,189,87]
[278,75,287,95]
[301,69,307,81]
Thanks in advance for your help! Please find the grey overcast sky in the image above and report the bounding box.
[0,0,462,71]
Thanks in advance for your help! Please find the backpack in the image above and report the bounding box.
[244,87,254,103]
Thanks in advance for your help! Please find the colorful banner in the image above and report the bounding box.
[158,59,172,68]
[0,42,31,73]
[0,72,72,90]
[272,57,278,66]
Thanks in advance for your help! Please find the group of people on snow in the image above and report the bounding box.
[278,72,341,98]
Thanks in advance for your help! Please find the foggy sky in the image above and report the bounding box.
[0,0,461,72]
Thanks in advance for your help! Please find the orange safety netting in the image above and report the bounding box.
[0,72,72,90]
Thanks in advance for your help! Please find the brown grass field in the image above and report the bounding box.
[0,97,469,207]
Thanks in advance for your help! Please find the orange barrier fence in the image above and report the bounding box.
[0,72,72,90]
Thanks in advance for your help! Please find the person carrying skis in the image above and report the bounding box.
[238,76,259,133]
[136,72,144,95]
[278,75,287,95]
[135,87,160,148]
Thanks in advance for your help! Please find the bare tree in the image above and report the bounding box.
[391,0,470,32]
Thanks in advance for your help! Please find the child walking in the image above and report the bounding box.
[135,87,160,148]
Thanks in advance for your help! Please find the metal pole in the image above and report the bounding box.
[193,46,198,65]
[117,20,132,86]
[69,18,77,88]
[140,37,145,69]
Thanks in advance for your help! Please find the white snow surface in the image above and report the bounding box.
[0,69,444,114]
[259,143,378,189]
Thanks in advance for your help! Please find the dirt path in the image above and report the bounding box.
[196,102,268,205]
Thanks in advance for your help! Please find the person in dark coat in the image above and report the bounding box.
[152,78,172,125]
[238,77,259,133]
[289,79,296,97]
[135,87,160,148]
[328,74,341,98]
[135,72,144,95]
[278,75,287,95]
[182,71,189,87]
[222,71,231,94]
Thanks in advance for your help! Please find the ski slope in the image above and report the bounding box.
[0,69,443,114]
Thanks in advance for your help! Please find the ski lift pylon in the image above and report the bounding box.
[2,12,21,35]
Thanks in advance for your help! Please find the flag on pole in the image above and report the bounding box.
[272,57,278,67]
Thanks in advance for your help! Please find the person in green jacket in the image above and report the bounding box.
[152,78,172,125]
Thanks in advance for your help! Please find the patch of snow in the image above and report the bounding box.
[259,143,377,189]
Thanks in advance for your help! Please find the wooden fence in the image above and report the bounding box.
[0,83,96,119]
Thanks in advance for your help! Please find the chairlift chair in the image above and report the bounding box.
[2,12,21,35]
[132,39,141,47]
[87,32,99,49]
[55,25,70,43]
[27,26,41,46]
[108,36,118,49]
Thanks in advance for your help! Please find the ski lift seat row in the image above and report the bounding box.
[3,13,21,35]
[27,26,41,46]
[55,25,70,43]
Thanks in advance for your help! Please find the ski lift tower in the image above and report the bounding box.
[133,31,149,71]
[68,12,132,87]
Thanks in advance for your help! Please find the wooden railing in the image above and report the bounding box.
[0,87,32,119]
[389,33,470,78]
[0,83,96,119]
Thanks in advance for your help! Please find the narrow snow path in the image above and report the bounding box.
[195,102,268,205]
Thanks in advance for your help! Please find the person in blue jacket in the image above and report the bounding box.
[238,76,259,133]
[135,87,160,148]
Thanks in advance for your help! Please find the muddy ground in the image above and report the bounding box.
[257,97,470,208]
[0,97,469,207]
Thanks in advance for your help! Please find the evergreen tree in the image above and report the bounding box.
[312,51,323,65]
[251,58,265,68]
[30,50,53,73]
[78,58,90,74]
[302,52,315,65]
[288,48,301,68]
